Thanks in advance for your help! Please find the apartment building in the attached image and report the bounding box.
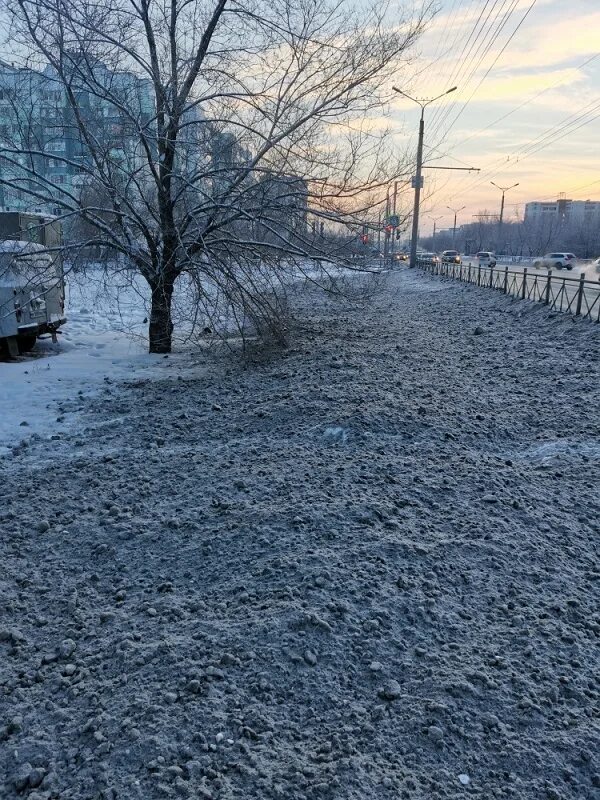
[524,197,600,226]
[0,57,155,215]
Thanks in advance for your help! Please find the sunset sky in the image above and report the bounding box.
[391,0,600,234]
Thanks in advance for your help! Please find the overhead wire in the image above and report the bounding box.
[416,0,535,210]
[428,0,520,137]
[427,0,504,132]
[430,0,533,144]
[428,52,600,162]
[400,0,598,227]
[447,95,600,200]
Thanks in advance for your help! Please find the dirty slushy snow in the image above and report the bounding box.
[1,268,599,799]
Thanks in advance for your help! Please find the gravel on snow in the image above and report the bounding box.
[1,269,599,800]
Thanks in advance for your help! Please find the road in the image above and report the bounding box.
[446,258,600,318]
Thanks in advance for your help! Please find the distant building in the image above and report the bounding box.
[0,56,155,215]
[525,197,600,226]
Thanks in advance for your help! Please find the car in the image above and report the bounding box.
[392,252,408,262]
[441,249,461,264]
[416,252,440,266]
[533,252,577,270]
[592,257,600,273]
[477,251,497,267]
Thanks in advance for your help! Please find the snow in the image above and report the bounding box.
[1,267,599,799]
[0,270,167,456]
[0,261,381,455]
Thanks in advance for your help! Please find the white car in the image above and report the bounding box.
[477,251,497,267]
[533,252,577,270]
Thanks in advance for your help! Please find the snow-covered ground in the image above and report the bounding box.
[0,270,180,456]
[1,268,599,800]
[0,262,383,455]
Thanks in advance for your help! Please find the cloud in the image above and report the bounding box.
[493,10,600,72]
[388,0,600,221]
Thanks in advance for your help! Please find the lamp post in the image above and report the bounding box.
[446,205,465,247]
[392,85,457,268]
[491,181,519,255]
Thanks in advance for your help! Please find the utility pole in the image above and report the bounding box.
[491,182,519,255]
[428,215,443,252]
[390,181,398,257]
[447,205,465,248]
[393,85,457,268]
[383,187,390,260]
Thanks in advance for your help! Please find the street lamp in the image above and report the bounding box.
[491,181,519,254]
[446,205,465,246]
[392,85,457,268]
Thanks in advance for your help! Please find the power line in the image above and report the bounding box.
[444,94,600,201]
[434,52,599,160]
[428,0,505,132]
[429,0,520,138]
[501,179,600,213]
[419,0,532,206]
[431,0,537,144]
[452,99,600,200]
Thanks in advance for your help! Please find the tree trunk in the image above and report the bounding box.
[148,277,175,353]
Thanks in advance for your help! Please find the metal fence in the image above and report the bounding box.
[419,259,600,323]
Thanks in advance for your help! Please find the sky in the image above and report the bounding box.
[390,0,600,234]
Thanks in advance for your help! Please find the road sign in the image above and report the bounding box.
[411,176,424,189]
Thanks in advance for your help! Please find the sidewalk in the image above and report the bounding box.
[1,269,599,799]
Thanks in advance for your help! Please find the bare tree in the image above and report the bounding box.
[0,0,432,352]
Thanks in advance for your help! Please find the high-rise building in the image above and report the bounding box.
[0,57,155,215]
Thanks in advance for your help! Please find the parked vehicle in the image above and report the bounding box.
[533,252,577,270]
[0,214,66,357]
[477,251,497,267]
[441,249,461,264]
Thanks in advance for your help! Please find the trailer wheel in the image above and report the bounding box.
[17,334,37,354]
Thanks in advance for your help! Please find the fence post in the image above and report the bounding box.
[545,270,552,304]
[490,265,494,288]
[468,263,471,282]
[477,264,481,286]
[575,272,586,316]
[521,267,527,299]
